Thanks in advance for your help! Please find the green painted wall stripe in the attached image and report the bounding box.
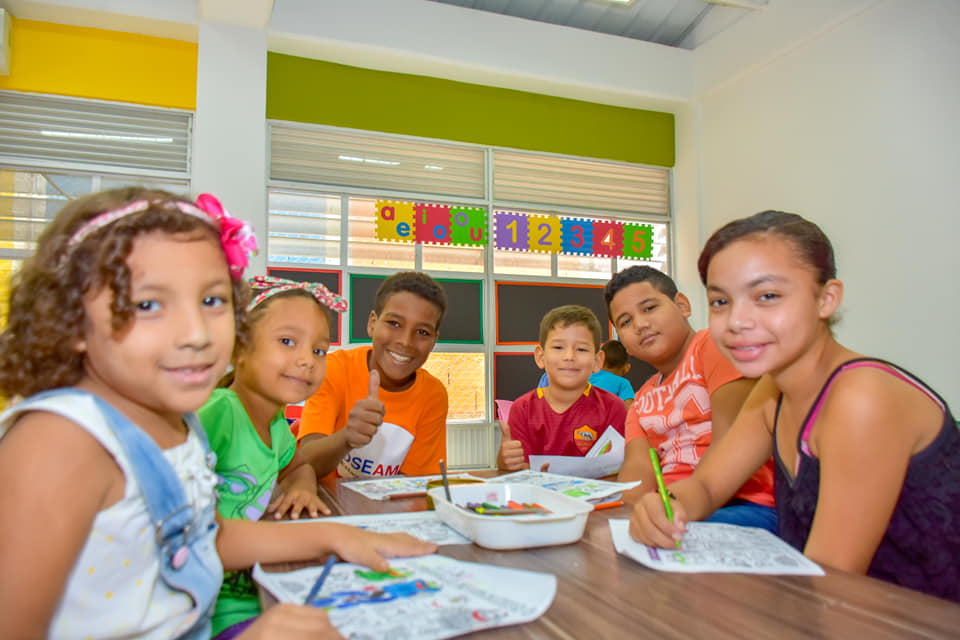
[266,53,674,167]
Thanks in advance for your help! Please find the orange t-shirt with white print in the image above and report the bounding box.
[298,346,448,478]
[626,329,774,507]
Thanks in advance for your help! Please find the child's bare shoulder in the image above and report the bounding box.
[819,363,942,442]
[4,410,120,487]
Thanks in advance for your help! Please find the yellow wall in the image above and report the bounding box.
[0,18,197,109]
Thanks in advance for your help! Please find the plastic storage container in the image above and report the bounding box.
[427,483,593,550]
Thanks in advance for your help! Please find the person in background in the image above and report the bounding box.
[630,211,959,603]
[296,272,449,479]
[608,265,776,533]
[498,305,627,472]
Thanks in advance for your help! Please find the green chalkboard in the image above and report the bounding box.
[494,352,542,402]
[495,281,610,345]
[349,274,483,344]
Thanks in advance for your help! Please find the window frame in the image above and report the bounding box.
[267,123,674,467]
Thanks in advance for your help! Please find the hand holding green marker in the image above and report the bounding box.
[649,447,682,549]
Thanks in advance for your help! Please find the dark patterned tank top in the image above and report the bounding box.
[773,358,960,603]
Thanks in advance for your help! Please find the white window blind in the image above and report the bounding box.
[0,91,191,177]
[492,150,669,217]
[270,123,485,199]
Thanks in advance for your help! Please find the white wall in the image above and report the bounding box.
[696,0,960,407]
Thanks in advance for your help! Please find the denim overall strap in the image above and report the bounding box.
[62,390,221,640]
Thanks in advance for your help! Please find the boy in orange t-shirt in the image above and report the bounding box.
[606,266,776,532]
[295,272,448,478]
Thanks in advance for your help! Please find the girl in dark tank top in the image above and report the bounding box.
[628,210,959,603]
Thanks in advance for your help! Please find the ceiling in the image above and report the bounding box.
[427,0,764,49]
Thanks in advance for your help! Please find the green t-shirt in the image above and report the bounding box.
[198,388,297,637]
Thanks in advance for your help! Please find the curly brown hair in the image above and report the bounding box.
[0,187,251,399]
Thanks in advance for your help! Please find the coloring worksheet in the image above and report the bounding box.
[284,511,470,546]
[253,555,556,639]
[608,519,825,576]
[529,426,625,478]
[341,473,487,501]
[488,470,641,502]
[527,454,622,479]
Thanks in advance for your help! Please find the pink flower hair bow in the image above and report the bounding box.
[195,194,258,280]
[247,275,349,313]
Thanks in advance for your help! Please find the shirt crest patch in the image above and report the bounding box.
[574,425,598,454]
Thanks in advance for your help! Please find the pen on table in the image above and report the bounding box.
[592,499,624,511]
[304,555,337,605]
[439,459,452,502]
[649,447,681,548]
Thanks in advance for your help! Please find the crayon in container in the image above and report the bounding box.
[427,483,592,550]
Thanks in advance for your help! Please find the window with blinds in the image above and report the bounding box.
[270,123,486,199]
[492,150,670,216]
[266,121,673,463]
[0,92,192,256]
[267,122,672,275]
[0,91,192,178]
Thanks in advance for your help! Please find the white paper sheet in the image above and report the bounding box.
[528,426,625,478]
[487,470,641,502]
[528,454,622,478]
[341,473,487,501]
[585,426,625,458]
[609,519,825,576]
[282,511,470,546]
[253,555,556,639]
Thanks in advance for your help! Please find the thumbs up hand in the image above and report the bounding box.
[496,419,528,472]
[344,370,386,450]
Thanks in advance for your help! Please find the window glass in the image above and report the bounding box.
[421,244,484,273]
[268,191,342,265]
[0,258,22,324]
[557,254,613,280]
[347,197,415,269]
[421,352,486,421]
[616,222,671,275]
[0,168,185,252]
[492,249,551,276]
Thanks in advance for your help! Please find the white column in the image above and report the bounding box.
[191,22,268,276]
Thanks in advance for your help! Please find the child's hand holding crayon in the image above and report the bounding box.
[628,490,688,549]
[344,371,386,450]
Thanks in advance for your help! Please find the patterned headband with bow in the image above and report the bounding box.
[64,193,257,280]
[247,275,349,313]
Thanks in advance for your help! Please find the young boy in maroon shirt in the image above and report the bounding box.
[498,305,627,472]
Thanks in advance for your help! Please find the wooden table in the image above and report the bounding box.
[275,478,960,639]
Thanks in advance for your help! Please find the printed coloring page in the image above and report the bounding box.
[488,470,641,502]
[283,511,470,546]
[609,519,825,575]
[253,555,556,639]
[342,473,486,501]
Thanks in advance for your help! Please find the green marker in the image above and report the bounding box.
[649,447,681,549]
